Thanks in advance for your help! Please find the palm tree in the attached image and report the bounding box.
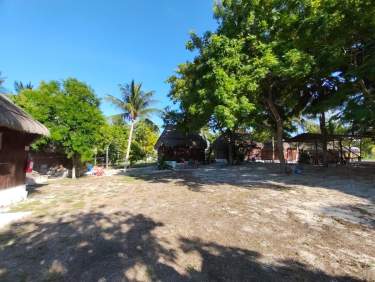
[106,80,158,171]
[14,81,33,93]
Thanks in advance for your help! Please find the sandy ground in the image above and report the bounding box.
[0,163,374,281]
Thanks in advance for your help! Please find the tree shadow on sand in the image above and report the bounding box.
[127,163,375,199]
[0,211,182,281]
[179,237,360,282]
[0,210,363,281]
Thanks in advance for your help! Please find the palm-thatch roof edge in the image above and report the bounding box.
[0,94,50,136]
[155,125,207,149]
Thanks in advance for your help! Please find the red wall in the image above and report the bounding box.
[0,128,36,189]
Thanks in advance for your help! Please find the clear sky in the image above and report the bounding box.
[0,0,217,126]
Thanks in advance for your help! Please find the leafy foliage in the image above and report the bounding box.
[106,80,158,123]
[130,121,158,164]
[168,0,375,167]
[13,79,105,163]
[14,81,33,93]
[106,80,159,169]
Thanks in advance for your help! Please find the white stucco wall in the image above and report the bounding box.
[0,185,28,207]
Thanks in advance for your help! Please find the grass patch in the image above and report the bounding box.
[9,200,42,213]
[71,201,85,210]
[122,176,140,183]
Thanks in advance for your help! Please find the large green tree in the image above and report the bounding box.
[280,0,375,163]
[14,79,105,178]
[106,80,158,171]
[168,34,260,163]
[169,0,314,167]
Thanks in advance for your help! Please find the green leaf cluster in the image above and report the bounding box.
[13,79,105,161]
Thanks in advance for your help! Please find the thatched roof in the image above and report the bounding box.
[155,125,207,149]
[0,94,49,136]
[286,132,374,143]
[213,132,261,150]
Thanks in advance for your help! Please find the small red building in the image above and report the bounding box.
[0,94,49,206]
[213,133,298,163]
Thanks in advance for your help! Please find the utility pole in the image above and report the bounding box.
[106,145,109,169]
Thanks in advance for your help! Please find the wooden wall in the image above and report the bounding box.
[158,146,206,162]
[30,151,72,172]
[0,127,36,190]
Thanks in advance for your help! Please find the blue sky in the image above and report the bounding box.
[0,0,217,126]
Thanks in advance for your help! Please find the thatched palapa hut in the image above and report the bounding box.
[155,125,207,162]
[0,94,49,206]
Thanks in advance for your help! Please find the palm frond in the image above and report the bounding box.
[108,80,159,123]
[105,95,126,110]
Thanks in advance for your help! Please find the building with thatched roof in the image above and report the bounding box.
[286,133,365,164]
[213,133,298,163]
[212,132,262,163]
[0,94,49,206]
[260,141,297,162]
[154,125,207,162]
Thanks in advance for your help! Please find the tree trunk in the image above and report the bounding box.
[319,112,328,167]
[72,154,77,179]
[339,139,344,164]
[106,145,109,169]
[226,132,234,165]
[228,141,234,165]
[124,121,134,171]
[266,97,286,171]
[275,122,285,169]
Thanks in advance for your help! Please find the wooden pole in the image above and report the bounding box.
[339,139,343,164]
[106,145,109,169]
[272,137,275,163]
[296,142,300,163]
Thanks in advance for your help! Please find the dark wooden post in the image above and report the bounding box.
[339,139,344,164]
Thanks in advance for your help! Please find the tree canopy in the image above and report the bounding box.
[168,0,375,166]
[13,79,105,177]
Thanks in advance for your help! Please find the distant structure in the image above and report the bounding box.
[0,94,49,206]
[212,133,297,164]
[286,133,365,164]
[212,132,259,163]
[155,125,207,163]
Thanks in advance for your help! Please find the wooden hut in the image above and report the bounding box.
[213,133,298,163]
[155,125,207,162]
[213,133,262,163]
[0,94,49,206]
[260,141,297,162]
[286,133,366,164]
